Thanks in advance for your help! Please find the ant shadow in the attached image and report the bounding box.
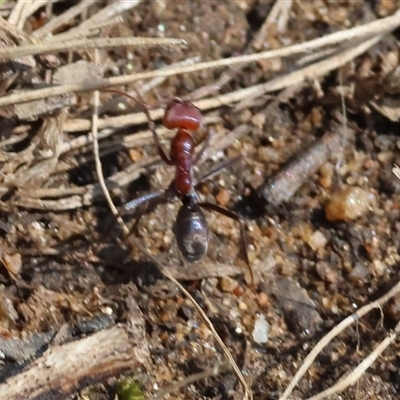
[232,184,268,221]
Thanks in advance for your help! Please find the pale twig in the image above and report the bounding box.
[0,36,187,61]
[234,33,384,109]
[7,0,24,26]
[60,34,376,156]
[252,0,293,50]
[276,0,293,33]
[137,57,200,95]
[392,164,400,180]
[260,71,350,205]
[260,129,347,205]
[63,101,221,133]
[8,0,57,30]
[0,15,29,41]
[91,48,122,222]
[279,280,400,400]
[1,12,399,108]
[305,319,400,400]
[54,0,141,41]
[97,56,200,115]
[188,0,292,100]
[31,1,92,39]
[13,155,160,210]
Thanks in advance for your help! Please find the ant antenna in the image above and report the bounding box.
[103,88,170,164]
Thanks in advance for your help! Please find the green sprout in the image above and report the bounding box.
[116,377,145,400]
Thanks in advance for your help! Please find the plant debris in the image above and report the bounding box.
[0,1,400,400]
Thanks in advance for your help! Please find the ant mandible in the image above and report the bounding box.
[107,90,254,285]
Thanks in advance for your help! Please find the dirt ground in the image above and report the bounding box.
[1,1,400,399]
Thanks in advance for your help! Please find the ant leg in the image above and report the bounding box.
[104,88,173,166]
[103,189,165,236]
[140,100,174,166]
[195,155,243,185]
[126,185,180,239]
[122,189,166,214]
[128,201,150,236]
[130,88,174,166]
[193,128,211,165]
[198,202,254,286]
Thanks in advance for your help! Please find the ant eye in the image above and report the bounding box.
[163,100,202,131]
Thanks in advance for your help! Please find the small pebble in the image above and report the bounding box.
[219,276,237,292]
[0,289,18,322]
[320,162,333,188]
[325,186,374,222]
[215,189,230,207]
[369,259,387,277]
[307,230,327,251]
[128,148,142,162]
[251,112,266,128]
[349,262,369,282]
[257,292,271,308]
[2,253,22,276]
[315,261,339,283]
[252,314,269,344]
[257,146,281,163]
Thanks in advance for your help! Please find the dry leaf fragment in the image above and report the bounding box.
[52,60,103,86]
[371,98,400,122]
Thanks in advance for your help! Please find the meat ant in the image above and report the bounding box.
[107,89,254,285]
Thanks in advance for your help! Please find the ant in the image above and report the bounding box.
[107,90,254,285]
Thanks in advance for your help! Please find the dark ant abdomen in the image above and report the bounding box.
[174,198,209,263]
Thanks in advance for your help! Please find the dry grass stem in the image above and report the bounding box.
[31,1,92,39]
[97,56,200,115]
[188,0,293,100]
[61,31,379,136]
[260,129,348,205]
[1,12,398,108]
[8,0,53,29]
[0,36,187,61]
[92,47,135,223]
[63,101,220,133]
[279,280,400,400]
[234,33,385,108]
[53,0,141,41]
[392,164,400,180]
[305,320,400,400]
[252,0,293,50]
[0,15,30,41]
[62,114,221,155]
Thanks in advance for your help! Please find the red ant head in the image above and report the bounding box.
[163,98,202,131]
